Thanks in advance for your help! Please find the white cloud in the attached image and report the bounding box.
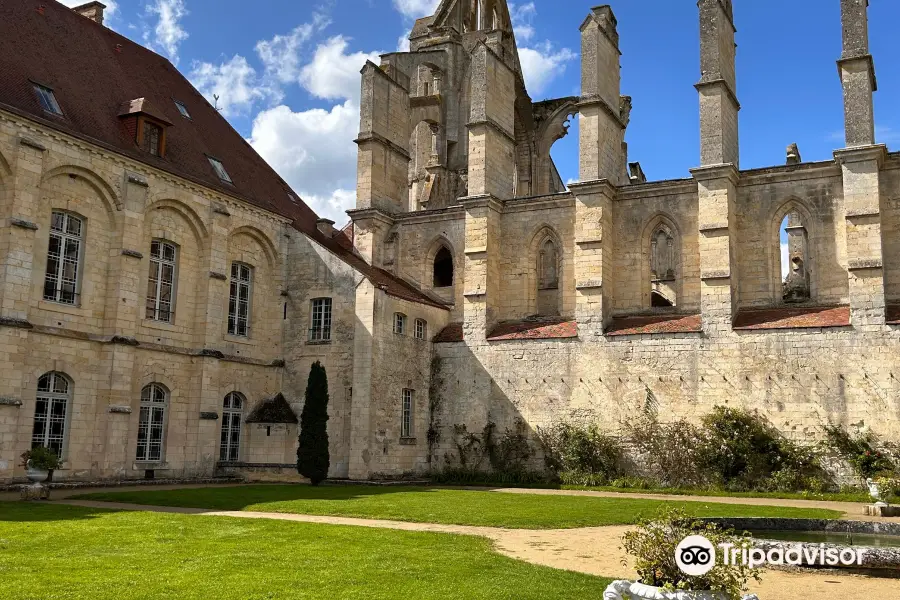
[876,125,900,145]
[519,42,577,97]
[249,102,361,223]
[299,36,381,102]
[392,0,440,19]
[397,31,412,52]
[255,13,330,84]
[190,55,281,117]
[145,0,188,64]
[509,2,537,41]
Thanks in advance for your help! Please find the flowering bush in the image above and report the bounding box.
[823,424,895,479]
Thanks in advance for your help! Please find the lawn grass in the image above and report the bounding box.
[559,485,872,504]
[74,485,843,529]
[0,502,612,600]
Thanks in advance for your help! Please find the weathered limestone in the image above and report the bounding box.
[838,0,876,148]
[696,0,740,168]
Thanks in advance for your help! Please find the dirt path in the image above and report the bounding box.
[57,499,897,600]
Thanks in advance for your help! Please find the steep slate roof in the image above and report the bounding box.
[0,0,448,311]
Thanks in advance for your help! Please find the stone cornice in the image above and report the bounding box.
[836,54,877,92]
[690,163,741,185]
[346,207,397,227]
[576,95,627,129]
[466,118,516,145]
[694,78,741,110]
[10,217,38,230]
[834,144,887,167]
[503,192,574,213]
[361,60,410,92]
[568,178,618,198]
[617,179,697,201]
[354,132,412,160]
[393,204,465,224]
[459,193,503,213]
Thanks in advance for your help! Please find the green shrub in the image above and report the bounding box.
[823,424,895,479]
[697,406,825,491]
[297,361,330,485]
[538,422,624,485]
[439,418,541,483]
[20,446,61,471]
[622,508,760,599]
[623,413,708,488]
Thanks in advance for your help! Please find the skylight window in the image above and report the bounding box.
[173,100,191,119]
[208,157,233,184]
[33,83,63,115]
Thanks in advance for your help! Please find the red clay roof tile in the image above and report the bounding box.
[605,313,702,336]
[487,317,577,341]
[733,306,850,330]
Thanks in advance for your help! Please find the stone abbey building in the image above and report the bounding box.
[0,0,898,483]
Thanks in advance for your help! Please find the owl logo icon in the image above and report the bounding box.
[675,535,716,576]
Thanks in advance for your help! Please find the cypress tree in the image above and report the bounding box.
[297,361,330,485]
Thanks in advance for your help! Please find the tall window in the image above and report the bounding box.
[31,372,71,459]
[394,313,407,335]
[401,388,414,438]
[649,224,677,308]
[433,246,454,288]
[415,318,427,340]
[146,240,177,322]
[136,384,168,462]
[220,392,243,462]
[310,298,333,341]
[142,121,163,156]
[43,211,83,305]
[228,263,252,337]
[538,238,559,290]
[781,212,811,303]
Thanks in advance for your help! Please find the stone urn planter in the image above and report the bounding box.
[25,461,50,484]
[603,581,758,600]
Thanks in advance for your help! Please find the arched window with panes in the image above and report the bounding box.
[220,392,244,462]
[32,372,72,458]
[43,211,84,305]
[136,383,168,462]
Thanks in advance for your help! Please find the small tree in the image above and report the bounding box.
[297,361,330,485]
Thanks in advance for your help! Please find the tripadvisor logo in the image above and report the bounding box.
[675,535,869,576]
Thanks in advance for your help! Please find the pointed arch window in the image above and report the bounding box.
[538,238,559,290]
[32,372,71,458]
[780,211,811,303]
[433,246,454,288]
[220,392,244,462]
[648,222,678,308]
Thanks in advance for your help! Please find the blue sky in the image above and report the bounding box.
[71,0,900,226]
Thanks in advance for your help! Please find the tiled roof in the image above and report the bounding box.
[245,393,298,424]
[487,317,577,341]
[0,0,447,312]
[434,322,464,343]
[887,303,900,325]
[605,313,702,336]
[732,306,851,330]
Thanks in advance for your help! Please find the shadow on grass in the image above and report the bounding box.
[0,501,118,523]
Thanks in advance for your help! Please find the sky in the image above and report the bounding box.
[64,0,900,235]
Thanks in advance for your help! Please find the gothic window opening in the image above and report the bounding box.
[220,392,243,462]
[433,246,454,288]
[32,372,71,459]
[136,383,168,462]
[535,233,561,316]
[649,224,677,308]
[780,212,810,303]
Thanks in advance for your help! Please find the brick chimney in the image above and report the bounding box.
[71,2,106,26]
[316,218,336,237]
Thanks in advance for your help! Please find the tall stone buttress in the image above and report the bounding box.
[835,0,887,328]
[691,0,741,334]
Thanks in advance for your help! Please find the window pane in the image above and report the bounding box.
[51,212,64,232]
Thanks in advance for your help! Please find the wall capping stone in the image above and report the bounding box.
[212,203,231,216]
[701,270,731,281]
[200,411,219,420]
[19,137,46,151]
[0,317,33,329]
[209,271,227,281]
[108,405,132,414]
[199,348,225,359]
[110,335,139,346]
[848,258,883,271]
[121,249,144,259]
[10,217,39,230]
[126,173,149,187]
[0,397,23,407]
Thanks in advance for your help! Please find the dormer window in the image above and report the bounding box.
[118,98,172,159]
[33,83,63,115]
[173,100,191,119]
[208,157,233,184]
